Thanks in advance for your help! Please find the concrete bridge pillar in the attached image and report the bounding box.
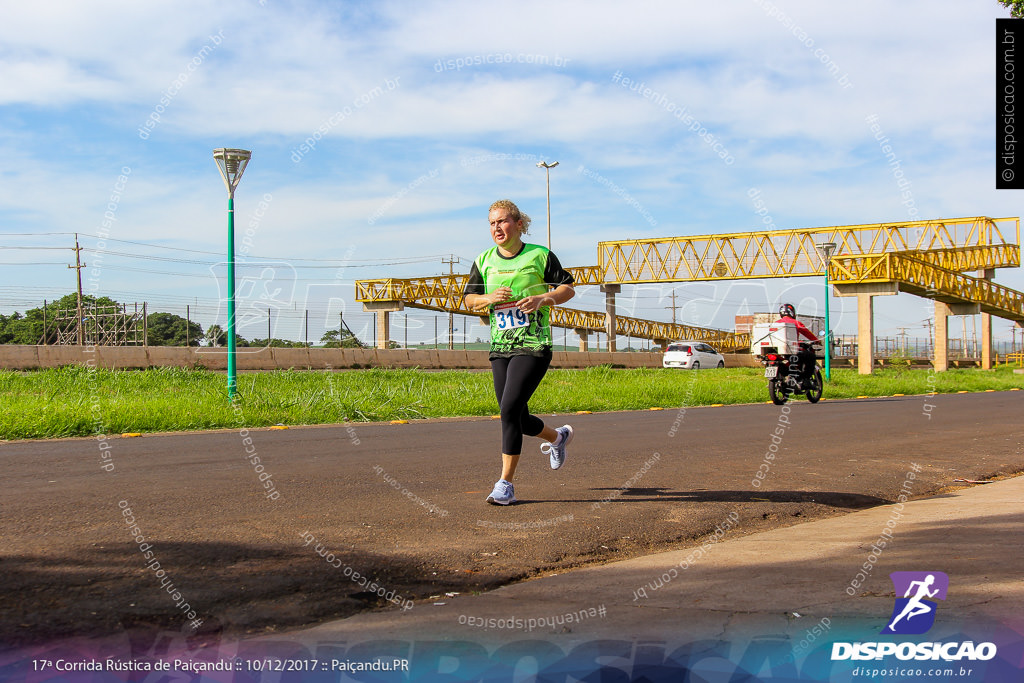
[833,282,897,375]
[981,312,993,370]
[934,301,950,372]
[575,329,589,352]
[978,268,995,370]
[934,300,981,371]
[362,301,404,349]
[856,293,875,375]
[601,284,621,352]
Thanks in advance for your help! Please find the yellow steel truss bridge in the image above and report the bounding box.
[356,216,1022,365]
[597,216,1019,283]
[353,269,748,351]
[829,250,1024,323]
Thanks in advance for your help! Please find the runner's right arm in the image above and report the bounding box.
[462,261,510,311]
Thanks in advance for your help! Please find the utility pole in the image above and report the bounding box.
[961,316,968,360]
[896,327,910,354]
[442,255,458,350]
[68,233,86,345]
[970,316,978,358]
[663,290,682,325]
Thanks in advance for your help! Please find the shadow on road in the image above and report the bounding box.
[0,541,498,648]
[584,487,889,509]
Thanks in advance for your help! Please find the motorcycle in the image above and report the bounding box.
[757,341,824,406]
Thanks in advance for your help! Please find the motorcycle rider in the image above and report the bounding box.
[775,303,819,384]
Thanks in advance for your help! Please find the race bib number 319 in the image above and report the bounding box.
[494,302,529,329]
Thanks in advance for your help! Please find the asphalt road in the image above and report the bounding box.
[2,391,1022,647]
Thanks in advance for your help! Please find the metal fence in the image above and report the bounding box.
[831,335,1022,360]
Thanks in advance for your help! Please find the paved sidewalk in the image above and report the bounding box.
[284,474,1024,647]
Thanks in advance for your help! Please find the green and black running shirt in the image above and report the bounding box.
[463,243,574,358]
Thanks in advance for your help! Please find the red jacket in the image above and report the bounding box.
[775,315,819,343]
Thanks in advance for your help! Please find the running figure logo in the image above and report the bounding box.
[881,571,949,635]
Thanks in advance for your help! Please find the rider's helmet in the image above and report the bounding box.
[779,303,796,319]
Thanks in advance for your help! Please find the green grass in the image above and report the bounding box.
[3,365,1022,441]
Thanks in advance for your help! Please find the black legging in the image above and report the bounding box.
[490,354,551,455]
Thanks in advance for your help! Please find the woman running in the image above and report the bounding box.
[462,199,576,505]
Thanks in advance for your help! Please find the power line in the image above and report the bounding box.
[0,232,80,237]
[0,246,70,250]
[77,247,471,269]
[2,236,471,267]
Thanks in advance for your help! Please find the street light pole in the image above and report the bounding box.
[213,148,252,402]
[817,242,837,381]
[536,161,559,249]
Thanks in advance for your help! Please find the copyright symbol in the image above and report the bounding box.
[1003,168,1014,182]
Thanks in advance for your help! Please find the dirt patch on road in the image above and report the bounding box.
[0,498,871,648]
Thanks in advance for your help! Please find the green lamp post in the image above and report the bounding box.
[818,241,837,380]
[213,148,252,402]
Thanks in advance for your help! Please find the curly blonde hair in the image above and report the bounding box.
[489,199,532,234]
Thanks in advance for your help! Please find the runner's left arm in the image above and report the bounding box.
[515,251,575,312]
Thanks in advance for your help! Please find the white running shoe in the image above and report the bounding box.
[541,424,573,470]
[485,479,517,505]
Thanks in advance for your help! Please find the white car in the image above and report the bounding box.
[662,341,725,369]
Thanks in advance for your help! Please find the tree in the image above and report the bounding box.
[0,312,27,344]
[1000,0,1024,17]
[146,312,204,346]
[205,326,250,347]
[248,338,310,348]
[206,325,226,347]
[0,294,122,344]
[320,329,366,348]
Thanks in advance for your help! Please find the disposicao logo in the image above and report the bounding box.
[831,571,998,663]
[881,571,948,635]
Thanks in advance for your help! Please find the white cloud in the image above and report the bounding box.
[0,0,1020,337]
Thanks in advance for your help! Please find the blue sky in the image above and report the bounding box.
[1,0,1021,348]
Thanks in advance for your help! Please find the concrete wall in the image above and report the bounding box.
[0,345,764,371]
